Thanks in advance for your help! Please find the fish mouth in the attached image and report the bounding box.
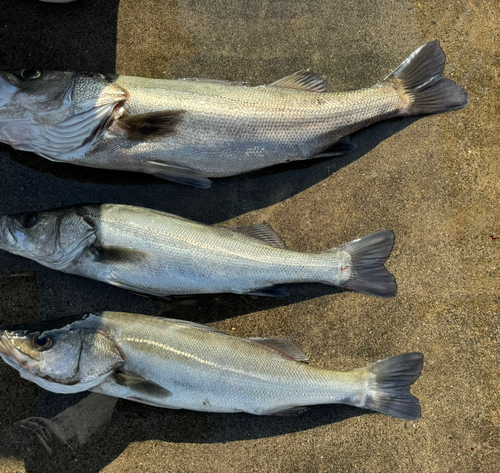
[0,331,24,368]
[0,76,18,108]
[0,215,20,250]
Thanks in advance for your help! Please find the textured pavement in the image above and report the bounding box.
[0,0,498,472]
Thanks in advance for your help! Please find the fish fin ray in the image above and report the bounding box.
[179,78,249,86]
[263,406,309,416]
[144,160,212,188]
[312,136,357,157]
[157,317,228,335]
[90,244,149,264]
[248,338,309,362]
[115,372,173,400]
[268,70,329,93]
[337,230,397,298]
[117,110,186,141]
[360,352,423,420]
[381,41,468,115]
[108,280,170,298]
[245,285,289,297]
[229,223,287,249]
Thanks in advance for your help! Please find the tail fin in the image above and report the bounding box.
[361,352,424,420]
[340,230,397,298]
[383,41,468,115]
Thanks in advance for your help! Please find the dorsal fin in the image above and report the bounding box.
[179,78,248,87]
[248,338,309,362]
[229,223,286,249]
[268,70,329,93]
[159,317,228,335]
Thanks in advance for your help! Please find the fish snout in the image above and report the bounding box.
[0,76,18,108]
[0,215,16,249]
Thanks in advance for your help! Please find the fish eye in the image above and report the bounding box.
[20,69,42,80]
[33,334,52,351]
[18,212,38,228]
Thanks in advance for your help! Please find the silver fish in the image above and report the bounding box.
[0,311,424,419]
[0,204,396,298]
[0,42,467,188]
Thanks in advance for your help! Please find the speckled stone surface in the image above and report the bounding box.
[0,1,498,472]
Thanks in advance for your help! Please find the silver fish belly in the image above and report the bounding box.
[0,204,397,298]
[0,42,467,187]
[0,311,424,420]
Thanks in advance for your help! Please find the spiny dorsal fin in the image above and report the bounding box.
[248,338,309,362]
[230,223,287,249]
[268,70,329,93]
[114,372,173,399]
[179,78,249,87]
[117,110,186,141]
[159,317,228,335]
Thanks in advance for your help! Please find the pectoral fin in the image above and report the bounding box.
[144,160,212,188]
[114,372,173,400]
[90,245,150,264]
[117,110,186,141]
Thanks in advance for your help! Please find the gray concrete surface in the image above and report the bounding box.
[0,0,498,471]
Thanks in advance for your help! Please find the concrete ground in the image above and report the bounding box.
[0,0,498,471]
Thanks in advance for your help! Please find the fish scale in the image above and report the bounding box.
[0,204,397,297]
[0,42,467,186]
[0,311,424,419]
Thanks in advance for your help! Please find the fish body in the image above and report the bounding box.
[0,311,424,419]
[0,42,468,187]
[0,204,396,297]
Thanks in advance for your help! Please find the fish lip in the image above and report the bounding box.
[0,75,19,107]
[0,332,21,365]
[0,215,17,249]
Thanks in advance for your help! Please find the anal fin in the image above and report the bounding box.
[313,136,357,158]
[144,160,212,188]
[265,406,309,416]
[245,285,289,298]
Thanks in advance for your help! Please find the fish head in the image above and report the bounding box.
[0,206,97,269]
[0,69,127,157]
[0,314,124,393]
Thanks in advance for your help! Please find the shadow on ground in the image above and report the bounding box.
[0,393,364,473]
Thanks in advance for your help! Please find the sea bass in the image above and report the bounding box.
[0,42,467,188]
[0,204,396,297]
[0,311,424,419]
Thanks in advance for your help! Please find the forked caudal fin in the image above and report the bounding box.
[359,352,424,420]
[340,230,397,298]
[382,41,468,115]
